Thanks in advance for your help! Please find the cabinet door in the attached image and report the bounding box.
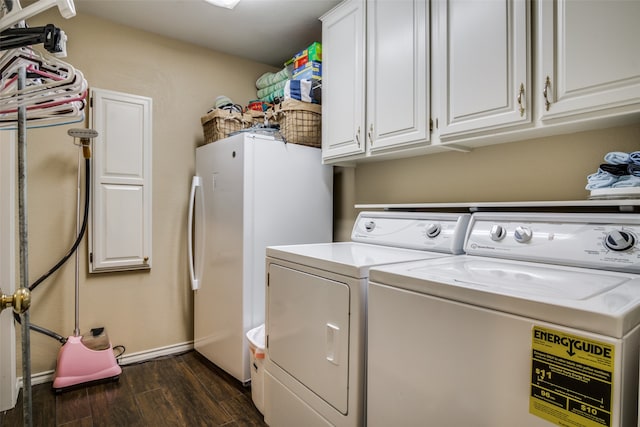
[366,0,429,153]
[537,0,640,120]
[321,0,366,162]
[90,88,152,272]
[433,0,529,139]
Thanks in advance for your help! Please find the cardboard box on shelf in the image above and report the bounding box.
[293,61,321,81]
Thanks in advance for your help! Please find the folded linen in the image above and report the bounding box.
[629,151,640,165]
[603,151,630,165]
[599,163,629,176]
[284,79,313,102]
[256,67,291,90]
[585,169,619,190]
[611,175,640,188]
[257,80,289,99]
[259,88,285,104]
[628,163,640,177]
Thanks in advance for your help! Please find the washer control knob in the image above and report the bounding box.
[490,225,506,241]
[514,226,533,243]
[425,223,442,238]
[604,230,636,251]
[364,221,376,232]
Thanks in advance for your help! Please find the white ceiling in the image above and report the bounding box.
[74,0,340,68]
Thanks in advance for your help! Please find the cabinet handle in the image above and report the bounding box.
[368,123,374,146]
[517,83,525,117]
[355,126,361,147]
[543,76,551,111]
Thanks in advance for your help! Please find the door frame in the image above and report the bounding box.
[0,131,17,411]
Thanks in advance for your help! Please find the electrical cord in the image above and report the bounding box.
[29,157,90,292]
[113,345,126,365]
[13,157,90,342]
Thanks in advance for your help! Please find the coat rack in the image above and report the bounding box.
[0,1,81,425]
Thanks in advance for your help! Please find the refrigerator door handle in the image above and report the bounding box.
[188,175,203,290]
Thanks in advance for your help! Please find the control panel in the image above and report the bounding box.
[351,212,471,254]
[465,212,640,272]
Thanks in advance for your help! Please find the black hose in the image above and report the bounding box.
[29,157,90,292]
[13,157,90,342]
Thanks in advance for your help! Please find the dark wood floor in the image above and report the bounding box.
[0,351,267,426]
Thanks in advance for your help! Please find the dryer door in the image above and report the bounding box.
[267,264,350,414]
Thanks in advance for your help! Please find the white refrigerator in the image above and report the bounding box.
[188,132,333,383]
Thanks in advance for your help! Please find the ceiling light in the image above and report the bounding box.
[203,0,241,9]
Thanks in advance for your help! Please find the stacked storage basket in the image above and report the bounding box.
[274,99,321,147]
[200,109,252,145]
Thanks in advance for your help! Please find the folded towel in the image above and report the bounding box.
[256,67,291,90]
[599,163,629,176]
[603,151,630,165]
[284,79,313,103]
[628,164,640,177]
[611,175,640,188]
[585,169,619,190]
[629,151,640,165]
[257,80,289,99]
[259,89,285,104]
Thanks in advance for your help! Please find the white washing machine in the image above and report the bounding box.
[263,211,471,427]
[367,212,640,427]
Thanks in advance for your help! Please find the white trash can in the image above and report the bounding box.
[246,323,265,414]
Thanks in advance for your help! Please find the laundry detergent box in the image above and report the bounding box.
[293,42,322,69]
[293,61,321,81]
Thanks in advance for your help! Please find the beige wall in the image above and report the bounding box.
[14,10,640,377]
[333,123,640,241]
[20,11,277,374]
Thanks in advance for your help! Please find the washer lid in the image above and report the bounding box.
[369,256,640,338]
[266,242,450,278]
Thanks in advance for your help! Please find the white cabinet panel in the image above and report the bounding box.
[321,0,366,160]
[366,0,429,152]
[322,0,429,163]
[433,0,530,138]
[90,88,152,272]
[537,0,640,120]
[97,184,145,265]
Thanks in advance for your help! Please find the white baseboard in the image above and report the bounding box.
[119,341,194,366]
[17,341,194,389]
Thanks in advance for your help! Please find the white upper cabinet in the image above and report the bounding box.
[432,0,530,139]
[366,0,429,153]
[321,0,366,160]
[536,0,640,121]
[322,0,429,163]
[321,0,640,162]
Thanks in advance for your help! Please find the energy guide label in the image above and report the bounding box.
[530,326,614,427]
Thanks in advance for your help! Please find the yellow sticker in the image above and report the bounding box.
[530,326,614,427]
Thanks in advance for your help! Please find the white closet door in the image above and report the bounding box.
[90,88,152,272]
[0,131,17,411]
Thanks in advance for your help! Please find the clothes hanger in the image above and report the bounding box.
[0,0,75,32]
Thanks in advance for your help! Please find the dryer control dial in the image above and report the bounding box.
[604,230,635,251]
[490,225,506,241]
[364,221,376,232]
[513,226,532,243]
[425,223,442,238]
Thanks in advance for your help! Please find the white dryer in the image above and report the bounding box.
[367,212,640,427]
[263,211,471,427]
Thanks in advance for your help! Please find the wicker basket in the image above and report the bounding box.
[274,99,321,147]
[201,109,252,144]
